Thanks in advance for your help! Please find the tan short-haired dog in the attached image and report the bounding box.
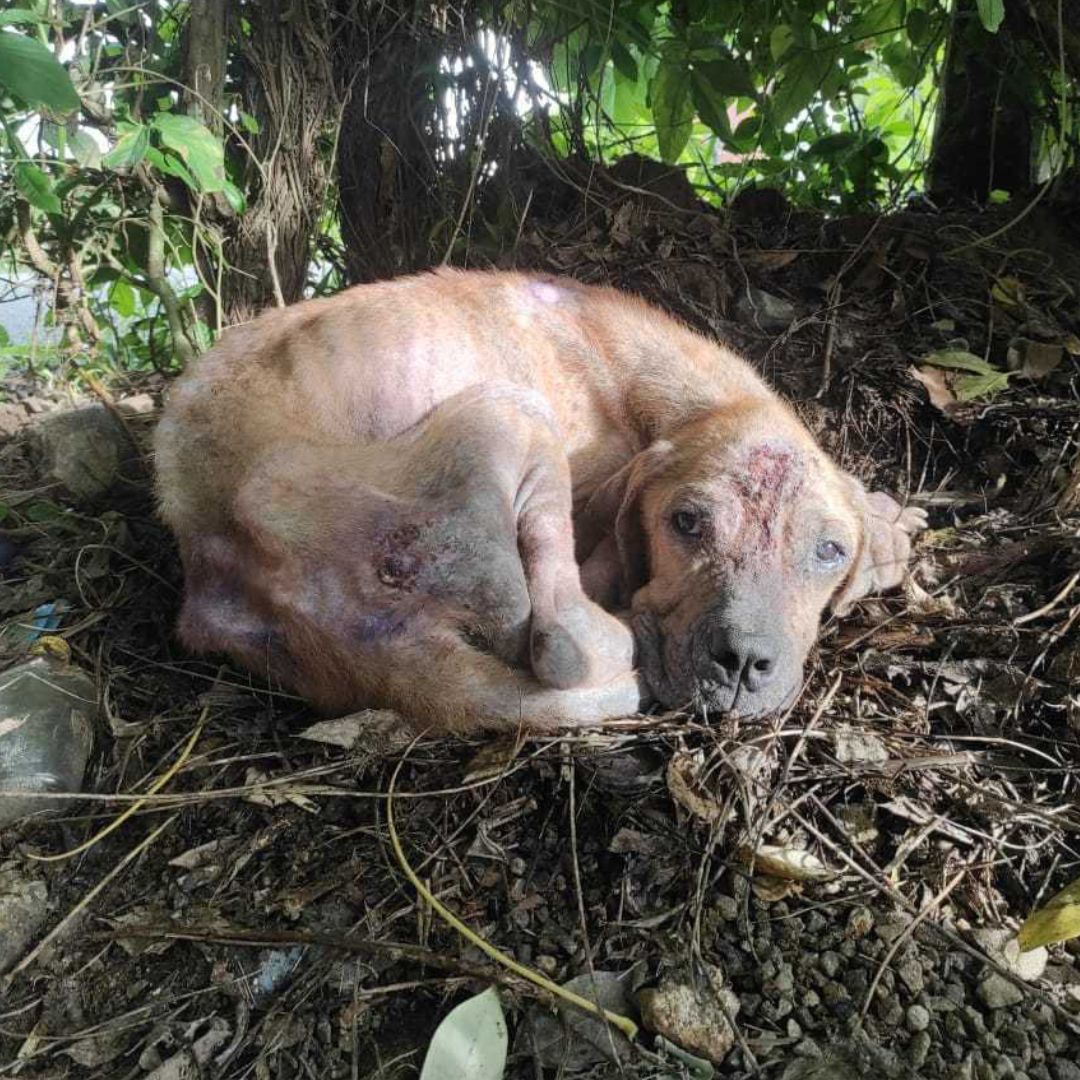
[155,270,924,731]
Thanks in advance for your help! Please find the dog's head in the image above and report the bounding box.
[591,399,925,717]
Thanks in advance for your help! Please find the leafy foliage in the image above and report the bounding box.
[0,0,1076,376]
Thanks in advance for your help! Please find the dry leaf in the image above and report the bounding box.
[737,844,834,882]
[462,734,523,783]
[1005,337,1064,380]
[742,249,799,270]
[911,365,959,414]
[1017,873,1080,951]
[751,874,801,901]
[991,276,1025,308]
[243,767,319,814]
[666,749,725,823]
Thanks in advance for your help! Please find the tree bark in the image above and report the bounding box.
[927,0,1033,202]
[222,0,338,323]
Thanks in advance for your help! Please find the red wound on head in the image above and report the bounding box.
[731,443,805,550]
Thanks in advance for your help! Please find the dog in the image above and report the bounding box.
[154,269,925,731]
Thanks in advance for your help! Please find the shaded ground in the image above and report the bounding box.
[1,178,1079,1079]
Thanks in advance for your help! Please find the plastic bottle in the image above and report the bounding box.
[0,637,96,828]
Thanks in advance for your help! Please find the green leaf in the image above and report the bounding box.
[907,8,931,45]
[692,57,756,99]
[0,30,80,113]
[976,0,1005,33]
[955,370,1012,401]
[145,144,198,190]
[1018,874,1080,951]
[921,349,997,375]
[770,49,832,128]
[691,67,732,141]
[770,24,795,62]
[0,10,42,27]
[610,39,637,82]
[807,132,858,157]
[419,987,507,1080]
[223,180,246,214]
[103,122,149,170]
[921,349,1014,401]
[13,162,61,213]
[239,111,261,135]
[151,112,226,192]
[651,56,694,163]
[70,129,101,169]
[111,278,136,318]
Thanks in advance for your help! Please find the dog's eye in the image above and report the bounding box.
[671,510,702,537]
[815,539,847,567]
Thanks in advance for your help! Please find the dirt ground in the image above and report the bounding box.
[1,181,1079,1079]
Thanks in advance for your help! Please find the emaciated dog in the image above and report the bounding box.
[155,270,925,731]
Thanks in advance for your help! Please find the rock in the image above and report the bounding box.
[638,965,740,1066]
[906,1003,931,1032]
[735,286,796,333]
[910,1030,932,1068]
[1050,1061,1080,1080]
[977,974,1024,1010]
[0,402,28,438]
[715,895,739,921]
[0,865,48,975]
[819,951,842,977]
[898,958,925,995]
[29,404,130,505]
[971,928,1049,983]
[116,393,156,417]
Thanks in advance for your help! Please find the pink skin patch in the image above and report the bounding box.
[526,280,563,305]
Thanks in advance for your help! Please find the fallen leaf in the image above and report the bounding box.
[751,874,801,901]
[918,350,1014,403]
[911,365,959,414]
[737,843,834,882]
[1006,337,1064,380]
[742,249,799,270]
[991,276,1025,308]
[420,987,507,1080]
[1018,873,1080,951]
[667,749,725,823]
[462,734,523,783]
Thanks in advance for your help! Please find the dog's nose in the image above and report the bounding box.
[709,630,778,693]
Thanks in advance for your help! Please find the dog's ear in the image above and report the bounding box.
[831,479,927,616]
[581,441,674,604]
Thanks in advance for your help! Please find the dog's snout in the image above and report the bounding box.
[709,629,779,692]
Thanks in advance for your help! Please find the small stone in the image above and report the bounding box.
[971,928,1049,983]
[978,974,1024,1010]
[116,393,156,417]
[0,866,48,975]
[638,965,741,1066]
[735,286,796,333]
[1050,1061,1080,1080]
[819,950,842,977]
[898,958,926,995]
[794,1038,823,1059]
[847,906,874,939]
[716,895,739,921]
[906,1004,931,1032]
[910,1030,932,1068]
[535,954,558,975]
[30,404,130,505]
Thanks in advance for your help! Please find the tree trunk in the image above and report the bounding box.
[222,0,338,323]
[927,0,1033,202]
[182,0,227,131]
